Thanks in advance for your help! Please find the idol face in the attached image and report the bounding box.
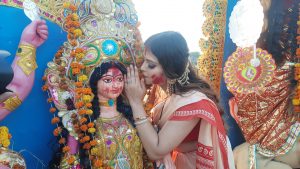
[97,67,124,100]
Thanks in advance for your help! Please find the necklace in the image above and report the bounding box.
[99,99,116,107]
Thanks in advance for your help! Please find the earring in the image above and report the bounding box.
[167,79,176,95]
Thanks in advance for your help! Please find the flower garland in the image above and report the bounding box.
[42,2,104,167]
[292,3,300,121]
[0,126,11,148]
[42,2,83,166]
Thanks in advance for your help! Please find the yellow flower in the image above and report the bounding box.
[292,99,300,105]
[0,126,8,133]
[73,29,83,37]
[78,75,88,82]
[86,109,93,115]
[83,95,92,103]
[63,2,71,8]
[2,139,10,148]
[72,13,79,21]
[88,128,96,133]
[90,147,100,156]
[0,132,8,140]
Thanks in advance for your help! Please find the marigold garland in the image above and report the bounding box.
[0,126,11,148]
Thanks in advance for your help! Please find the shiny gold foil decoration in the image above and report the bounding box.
[197,0,228,93]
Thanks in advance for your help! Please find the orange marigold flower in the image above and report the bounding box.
[72,21,80,28]
[75,48,84,53]
[93,159,103,167]
[70,40,77,47]
[75,95,81,99]
[69,5,77,12]
[50,107,57,113]
[75,102,84,109]
[42,76,47,81]
[47,98,54,103]
[90,140,97,146]
[83,143,91,149]
[83,135,90,142]
[80,125,88,132]
[59,137,66,144]
[75,82,83,87]
[78,109,86,115]
[87,122,94,128]
[86,103,92,108]
[62,146,71,153]
[67,155,76,165]
[42,85,49,91]
[53,127,62,136]
[51,117,60,124]
[80,117,87,124]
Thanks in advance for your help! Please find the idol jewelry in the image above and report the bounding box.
[16,44,37,76]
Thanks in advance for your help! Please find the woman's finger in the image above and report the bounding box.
[127,66,131,79]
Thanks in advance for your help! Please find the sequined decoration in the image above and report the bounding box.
[223,47,276,94]
[0,0,66,26]
[102,39,119,57]
[197,0,228,93]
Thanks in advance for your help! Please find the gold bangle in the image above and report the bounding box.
[3,95,22,112]
[16,44,37,76]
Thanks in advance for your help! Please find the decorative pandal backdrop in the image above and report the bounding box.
[0,0,65,26]
[197,0,228,93]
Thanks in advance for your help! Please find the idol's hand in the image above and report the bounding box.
[20,20,48,47]
[125,65,146,104]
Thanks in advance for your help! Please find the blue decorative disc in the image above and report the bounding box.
[102,39,119,56]
[108,99,115,106]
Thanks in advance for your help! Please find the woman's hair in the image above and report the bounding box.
[49,60,133,169]
[257,0,298,114]
[144,31,224,116]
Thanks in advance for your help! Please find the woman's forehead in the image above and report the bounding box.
[145,50,159,63]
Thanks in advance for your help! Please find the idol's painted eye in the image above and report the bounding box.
[116,77,124,82]
[102,78,112,83]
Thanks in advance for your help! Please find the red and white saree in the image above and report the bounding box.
[152,91,235,169]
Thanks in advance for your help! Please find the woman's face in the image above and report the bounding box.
[140,49,167,86]
[97,67,124,100]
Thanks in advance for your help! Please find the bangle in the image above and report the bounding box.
[134,118,149,126]
[16,44,37,76]
[3,95,22,112]
[134,115,148,121]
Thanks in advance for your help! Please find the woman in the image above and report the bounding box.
[125,31,235,169]
[50,60,153,168]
